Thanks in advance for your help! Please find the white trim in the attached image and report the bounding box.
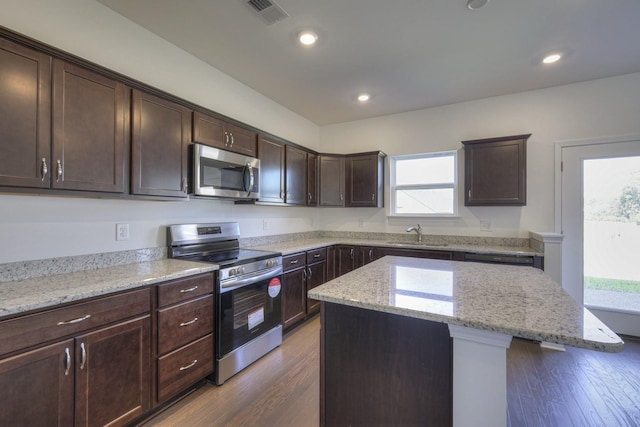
[448,324,512,348]
[554,133,640,234]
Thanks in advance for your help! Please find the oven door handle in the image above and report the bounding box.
[220,267,283,292]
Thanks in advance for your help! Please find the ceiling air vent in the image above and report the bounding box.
[245,0,289,25]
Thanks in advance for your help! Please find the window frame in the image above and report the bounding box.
[389,150,459,218]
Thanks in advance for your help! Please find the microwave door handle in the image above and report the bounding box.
[245,163,255,197]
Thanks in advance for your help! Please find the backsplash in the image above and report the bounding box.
[0,247,166,283]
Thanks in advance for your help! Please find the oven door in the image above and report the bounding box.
[217,274,282,358]
[193,143,260,199]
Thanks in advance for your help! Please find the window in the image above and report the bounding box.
[390,151,458,216]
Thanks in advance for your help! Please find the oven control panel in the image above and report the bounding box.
[219,256,283,283]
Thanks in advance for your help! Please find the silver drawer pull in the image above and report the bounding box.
[57,314,91,325]
[179,286,198,293]
[179,317,199,327]
[290,260,299,264]
[313,254,321,258]
[179,359,198,371]
[80,342,87,370]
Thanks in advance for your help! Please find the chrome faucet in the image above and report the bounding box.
[406,224,422,242]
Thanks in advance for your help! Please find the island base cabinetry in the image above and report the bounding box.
[320,302,452,426]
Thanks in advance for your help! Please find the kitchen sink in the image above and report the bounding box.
[385,241,449,247]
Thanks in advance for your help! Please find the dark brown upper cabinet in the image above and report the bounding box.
[0,39,51,189]
[307,152,318,206]
[345,151,386,208]
[319,155,345,206]
[285,145,308,206]
[192,112,257,157]
[258,135,285,204]
[462,134,530,206]
[52,60,129,193]
[131,90,191,198]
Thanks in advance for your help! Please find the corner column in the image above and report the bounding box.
[448,325,512,427]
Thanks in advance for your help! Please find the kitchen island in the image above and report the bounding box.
[307,256,622,427]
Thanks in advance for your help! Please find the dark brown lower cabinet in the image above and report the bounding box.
[321,302,452,426]
[375,247,453,260]
[0,315,150,427]
[0,340,74,426]
[306,261,326,315]
[282,266,306,329]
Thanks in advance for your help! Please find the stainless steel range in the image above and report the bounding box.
[167,222,283,385]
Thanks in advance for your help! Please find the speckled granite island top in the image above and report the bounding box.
[308,256,623,353]
[0,259,217,319]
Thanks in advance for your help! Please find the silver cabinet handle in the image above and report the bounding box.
[308,192,312,201]
[41,158,48,181]
[279,191,285,200]
[64,347,71,376]
[179,359,198,371]
[340,194,344,201]
[57,314,91,326]
[369,249,373,260]
[179,317,199,327]
[350,248,354,258]
[179,286,198,293]
[230,133,234,147]
[302,268,307,280]
[80,342,86,370]
[181,177,187,193]
[290,259,299,264]
[286,192,290,200]
[307,267,312,278]
[468,190,471,199]
[56,160,63,183]
[313,254,321,258]
[224,131,229,146]
[371,194,375,201]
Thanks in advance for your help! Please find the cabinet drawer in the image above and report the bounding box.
[307,248,327,263]
[157,295,213,355]
[283,252,306,272]
[0,288,150,357]
[157,334,214,402]
[157,273,214,308]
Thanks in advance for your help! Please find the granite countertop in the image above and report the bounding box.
[0,259,217,319]
[248,237,542,257]
[307,256,623,353]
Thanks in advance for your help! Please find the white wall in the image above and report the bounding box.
[0,0,320,263]
[319,73,640,238]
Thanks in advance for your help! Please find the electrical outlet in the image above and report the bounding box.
[263,219,269,230]
[358,218,365,228]
[116,223,129,241]
[480,221,492,232]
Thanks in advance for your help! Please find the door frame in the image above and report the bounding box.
[554,133,640,336]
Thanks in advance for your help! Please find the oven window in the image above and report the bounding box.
[218,277,282,357]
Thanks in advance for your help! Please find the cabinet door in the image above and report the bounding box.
[346,153,384,207]
[192,111,226,150]
[307,152,318,206]
[75,316,150,427]
[131,90,190,198]
[226,123,257,157]
[0,39,51,189]
[282,268,306,329]
[354,247,376,269]
[285,145,307,205]
[326,246,337,281]
[319,155,345,206]
[0,339,74,426]
[306,261,326,314]
[52,60,128,193]
[463,134,529,206]
[258,136,285,203]
[336,246,355,277]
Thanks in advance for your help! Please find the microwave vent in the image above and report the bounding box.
[245,0,289,25]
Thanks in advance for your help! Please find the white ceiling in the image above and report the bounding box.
[98,0,640,126]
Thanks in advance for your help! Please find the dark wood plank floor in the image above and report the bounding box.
[141,316,640,427]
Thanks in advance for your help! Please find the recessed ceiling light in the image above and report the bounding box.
[467,0,489,10]
[542,53,562,64]
[298,31,318,46]
[357,94,370,102]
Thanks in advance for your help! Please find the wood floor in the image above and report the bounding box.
[141,316,640,427]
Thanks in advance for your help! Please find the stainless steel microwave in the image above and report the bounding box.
[191,143,260,200]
